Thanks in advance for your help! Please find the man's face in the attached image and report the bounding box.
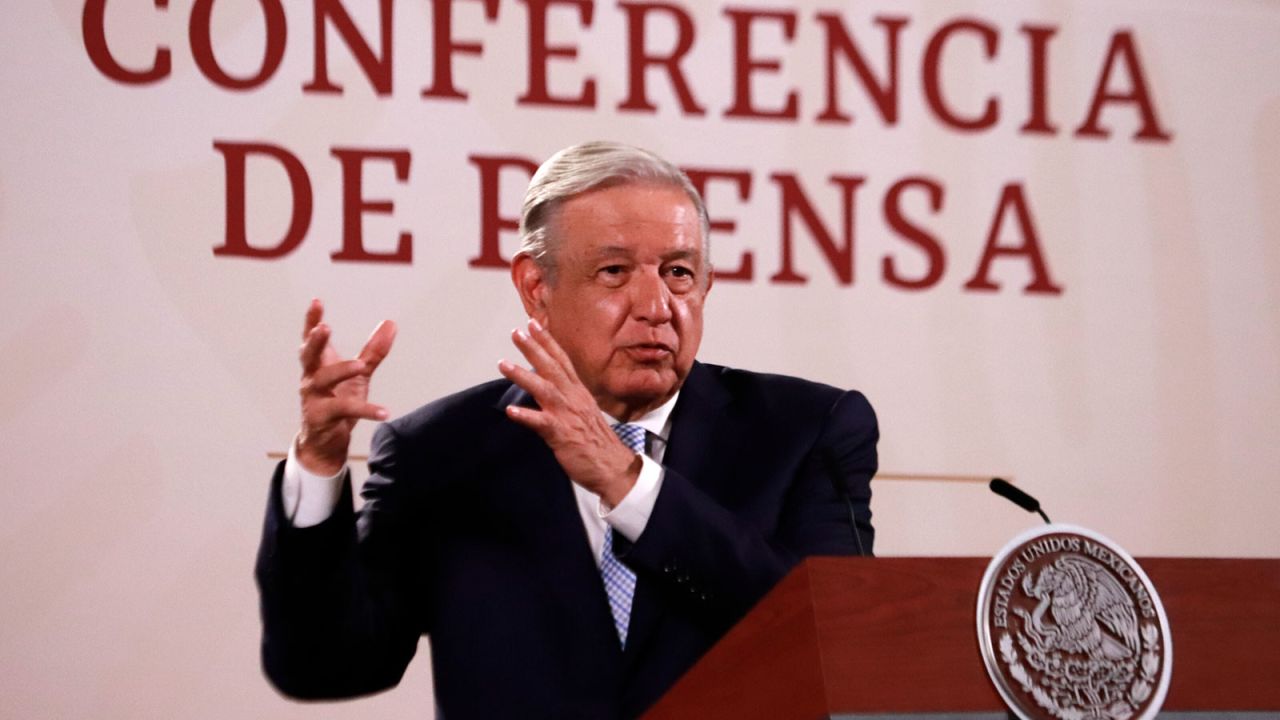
[528,183,710,420]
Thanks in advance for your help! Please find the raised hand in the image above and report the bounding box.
[296,299,397,476]
[499,319,641,507]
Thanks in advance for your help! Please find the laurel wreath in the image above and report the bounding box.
[999,626,1162,720]
[1131,622,1161,704]
[1000,632,1086,720]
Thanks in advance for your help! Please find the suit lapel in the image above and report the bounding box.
[660,362,732,487]
[490,368,735,676]
[490,385,625,667]
[620,362,732,667]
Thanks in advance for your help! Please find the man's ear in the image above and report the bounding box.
[511,253,550,322]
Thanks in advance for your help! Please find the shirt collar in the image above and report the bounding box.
[603,391,679,441]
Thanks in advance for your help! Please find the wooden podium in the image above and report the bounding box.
[644,557,1280,719]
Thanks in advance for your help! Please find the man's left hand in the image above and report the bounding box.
[499,319,642,508]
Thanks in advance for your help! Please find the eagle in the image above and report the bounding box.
[1016,556,1141,661]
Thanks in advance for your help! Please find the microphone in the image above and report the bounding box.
[989,477,1052,524]
[823,450,869,557]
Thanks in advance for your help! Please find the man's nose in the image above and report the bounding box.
[631,269,673,324]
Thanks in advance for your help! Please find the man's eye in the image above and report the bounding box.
[666,266,694,279]
[597,265,628,285]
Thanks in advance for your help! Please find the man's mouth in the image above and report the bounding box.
[622,343,674,362]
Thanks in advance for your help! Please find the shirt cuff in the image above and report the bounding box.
[282,435,348,528]
[599,453,663,541]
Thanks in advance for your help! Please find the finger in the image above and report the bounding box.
[357,319,397,371]
[510,327,569,387]
[299,323,331,374]
[498,359,558,405]
[504,404,553,436]
[303,298,324,340]
[304,359,368,394]
[309,396,390,423]
[332,397,389,422]
[528,318,581,380]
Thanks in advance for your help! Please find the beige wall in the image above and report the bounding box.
[1,0,1277,717]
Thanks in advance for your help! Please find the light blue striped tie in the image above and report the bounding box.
[602,423,644,647]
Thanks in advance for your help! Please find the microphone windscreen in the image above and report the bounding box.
[989,477,1041,513]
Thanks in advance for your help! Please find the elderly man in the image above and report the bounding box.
[256,142,877,719]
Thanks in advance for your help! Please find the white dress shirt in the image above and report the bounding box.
[281,392,679,567]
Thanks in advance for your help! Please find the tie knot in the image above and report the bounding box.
[611,423,646,454]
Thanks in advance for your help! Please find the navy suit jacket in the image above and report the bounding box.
[256,361,877,719]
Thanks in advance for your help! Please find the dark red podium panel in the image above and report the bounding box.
[645,557,1280,719]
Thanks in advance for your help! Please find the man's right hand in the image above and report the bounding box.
[297,299,397,476]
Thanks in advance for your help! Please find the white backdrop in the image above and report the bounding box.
[2,1,1278,717]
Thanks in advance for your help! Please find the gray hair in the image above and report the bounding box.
[517,141,711,282]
